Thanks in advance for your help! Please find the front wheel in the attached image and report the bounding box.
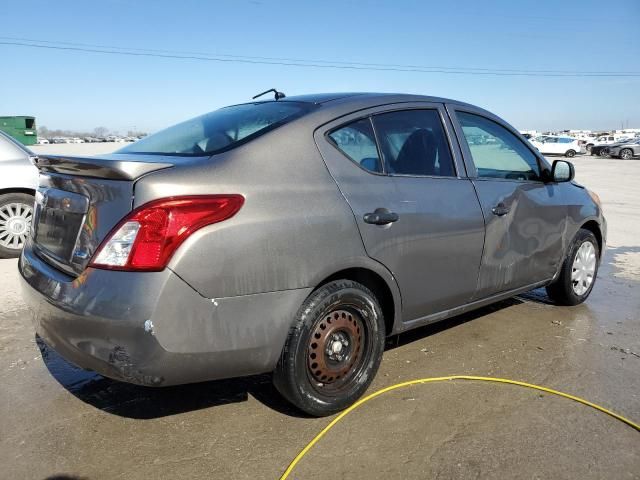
[546,229,599,306]
[273,280,386,416]
[619,148,633,160]
[565,149,576,158]
[0,193,34,259]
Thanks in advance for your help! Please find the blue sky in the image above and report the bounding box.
[1,0,639,133]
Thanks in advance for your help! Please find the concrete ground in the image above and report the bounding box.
[1,152,639,479]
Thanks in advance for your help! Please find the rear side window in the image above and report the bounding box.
[371,109,455,177]
[457,111,541,181]
[328,118,382,173]
[118,102,314,157]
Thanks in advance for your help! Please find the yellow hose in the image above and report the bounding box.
[280,375,640,479]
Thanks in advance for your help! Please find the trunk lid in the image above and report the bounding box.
[30,154,183,276]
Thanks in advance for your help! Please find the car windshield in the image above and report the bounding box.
[117,101,315,157]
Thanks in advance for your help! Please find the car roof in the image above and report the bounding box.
[267,92,471,106]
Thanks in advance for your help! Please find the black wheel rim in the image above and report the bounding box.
[306,306,369,395]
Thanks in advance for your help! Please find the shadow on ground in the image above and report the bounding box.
[37,334,306,419]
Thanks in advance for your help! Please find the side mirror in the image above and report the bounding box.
[552,160,574,182]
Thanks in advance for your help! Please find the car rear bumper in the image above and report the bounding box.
[19,242,311,386]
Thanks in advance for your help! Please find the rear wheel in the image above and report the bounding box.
[598,148,609,157]
[619,148,633,160]
[273,280,385,416]
[565,149,576,158]
[546,229,599,306]
[0,193,34,258]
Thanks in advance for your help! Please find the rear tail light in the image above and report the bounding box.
[90,195,244,271]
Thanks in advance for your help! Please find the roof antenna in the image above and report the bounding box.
[252,88,286,101]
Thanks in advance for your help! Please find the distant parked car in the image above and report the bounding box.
[529,135,584,157]
[83,137,101,143]
[586,134,630,153]
[591,138,634,157]
[70,137,84,144]
[20,92,606,416]
[36,138,50,145]
[0,130,37,258]
[608,139,640,160]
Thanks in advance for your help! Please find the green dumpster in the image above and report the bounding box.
[0,116,37,146]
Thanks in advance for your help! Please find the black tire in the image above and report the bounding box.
[273,279,386,416]
[546,228,600,306]
[0,193,34,259]
[565,149,576,158]
[598,148,609,157]
[619,148,633,160]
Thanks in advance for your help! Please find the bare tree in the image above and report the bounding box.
[94,126,109,137]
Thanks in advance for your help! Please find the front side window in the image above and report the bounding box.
[118,101,314,157]
[371,109,455,177]
[457,111,541,181]
[328,118,382,173]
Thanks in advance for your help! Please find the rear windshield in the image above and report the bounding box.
[117,101,315,156]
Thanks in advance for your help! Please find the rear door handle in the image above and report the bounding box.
[363,208,399,225]
[491,203,510,216]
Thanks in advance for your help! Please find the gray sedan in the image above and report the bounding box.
[19,93,606,416]
[608,139,640,159]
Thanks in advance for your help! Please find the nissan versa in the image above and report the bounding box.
[19,93,606,416]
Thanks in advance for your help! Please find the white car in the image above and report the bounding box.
[529,135,584,158]
[36,138,50,145]
[0,130,38,258]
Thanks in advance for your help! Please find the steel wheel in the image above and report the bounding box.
[0,201,32,251]
[571,241,596,296]
[620,148,633,160]
[307,309,365,392]
[273,279,385,416]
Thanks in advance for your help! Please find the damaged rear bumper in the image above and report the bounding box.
[19,242,311,386]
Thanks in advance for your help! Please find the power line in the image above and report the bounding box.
[2,35,637,75]
[2,38,640,77]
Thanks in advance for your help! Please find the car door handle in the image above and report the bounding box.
[491,203,510,216]
[363,208,399,225]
